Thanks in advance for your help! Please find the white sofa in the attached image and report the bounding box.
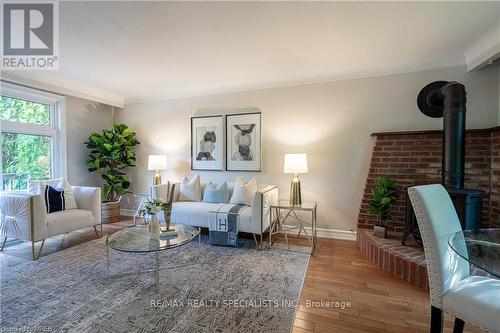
[153,181,278,246]
[0,186,101,260]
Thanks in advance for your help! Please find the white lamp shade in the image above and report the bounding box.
[284,153,308,174]
[148,155,167,171]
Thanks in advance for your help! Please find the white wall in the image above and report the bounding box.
[115,65,499,232]
[66,96,114,187]
[498,63,500,124]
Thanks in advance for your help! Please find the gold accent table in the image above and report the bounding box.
[269,200,317,254]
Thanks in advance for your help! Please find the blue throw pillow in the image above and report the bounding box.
[44,185,65,213]
[203,181,229,204]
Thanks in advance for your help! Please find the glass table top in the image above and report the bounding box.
[272,200,317,211]
[107,224,199,253]
[448,229,500,278]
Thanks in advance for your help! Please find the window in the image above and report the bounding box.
[0,83,66,191]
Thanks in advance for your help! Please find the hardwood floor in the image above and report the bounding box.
[292,237,485,333]
[0,219,486,333]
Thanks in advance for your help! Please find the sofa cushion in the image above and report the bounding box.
[179,175,202,202]
[230,176,258,206]
[171,202,253,233]
[203,181,229,203]
[46,209,95,237]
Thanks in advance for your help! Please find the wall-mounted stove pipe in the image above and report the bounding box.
[417,81,467,190]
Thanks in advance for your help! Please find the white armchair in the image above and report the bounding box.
[408,184,500,333]
[0,186,101,260]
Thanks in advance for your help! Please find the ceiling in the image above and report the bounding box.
[3,1,500,106]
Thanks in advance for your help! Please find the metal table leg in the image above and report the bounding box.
[312,209,317,254]
[106,240,110,274]
[155,248,159,286]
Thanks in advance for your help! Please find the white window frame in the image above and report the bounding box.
[0,82,67,190]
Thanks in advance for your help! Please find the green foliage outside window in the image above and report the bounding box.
[0,96,50,125]
[0,96,52,190]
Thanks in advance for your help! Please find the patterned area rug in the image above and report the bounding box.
[1,236,309,333]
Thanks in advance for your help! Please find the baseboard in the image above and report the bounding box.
[285,226,357,241]
[120,209,357,241]
[120,209,134,217]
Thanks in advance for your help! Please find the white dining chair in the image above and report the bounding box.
[408,184,500,333]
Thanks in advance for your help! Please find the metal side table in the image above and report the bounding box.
[269,200,317,254]
[124,192,151,225]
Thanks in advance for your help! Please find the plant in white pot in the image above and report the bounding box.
[85,123,140,223]
[367,177,397,239]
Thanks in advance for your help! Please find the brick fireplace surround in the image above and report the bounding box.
[356,127,500,289]
[358,126,500,232]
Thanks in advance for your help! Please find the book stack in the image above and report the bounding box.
[160,227,178,239]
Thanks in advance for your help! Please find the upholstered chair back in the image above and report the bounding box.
[152,183,176,205]
[152,182,170,202]
[407,184,469,309]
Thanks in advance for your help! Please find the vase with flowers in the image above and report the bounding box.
[139,199,171,239]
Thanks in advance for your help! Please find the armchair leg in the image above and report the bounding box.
[430,306,443,333]
[453,318,465,333]
[0,237,7,251]
[31,239,45,260]
[93,225,100,238]
[253,234,259,250]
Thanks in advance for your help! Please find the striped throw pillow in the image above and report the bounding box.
[44,185,65,213]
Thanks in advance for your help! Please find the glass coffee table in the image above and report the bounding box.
[106,224,200,286]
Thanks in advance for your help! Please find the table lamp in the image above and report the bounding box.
[148,155,167,185]
[284,153,308,206]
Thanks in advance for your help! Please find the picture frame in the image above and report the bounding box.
[191,115,224,171]
[225,112,261,171]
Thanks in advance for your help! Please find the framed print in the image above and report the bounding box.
[191,115,224,171]
[226,112,261,171]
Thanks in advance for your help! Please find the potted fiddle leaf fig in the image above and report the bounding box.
[85,123,140,223]
[367,177,397,238]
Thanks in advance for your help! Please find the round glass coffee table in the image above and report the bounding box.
[448,229,500,278]
[106,224,200,286]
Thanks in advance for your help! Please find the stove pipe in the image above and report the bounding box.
[417,81,467,190]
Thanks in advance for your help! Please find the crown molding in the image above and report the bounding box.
[124,63,465,105]
[0,72,125,108]
[466,21,500,71]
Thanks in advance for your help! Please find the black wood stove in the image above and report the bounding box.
[402,81,484,245]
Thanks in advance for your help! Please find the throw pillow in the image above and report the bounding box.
[179,175,202,202]
[230,176,258,206]
[203,181,229,204]
[28,178,61,194]
[57,179,78,210]
[44,185,65,213]
[28,178,78,210]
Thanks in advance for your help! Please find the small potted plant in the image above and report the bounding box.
[85,123,140,223]
[368,177,397,238]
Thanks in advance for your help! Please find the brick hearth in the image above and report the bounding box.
[358,127,500,232]
[357,229,428,290]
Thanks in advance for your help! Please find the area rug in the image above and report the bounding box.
[0,236,309,333]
